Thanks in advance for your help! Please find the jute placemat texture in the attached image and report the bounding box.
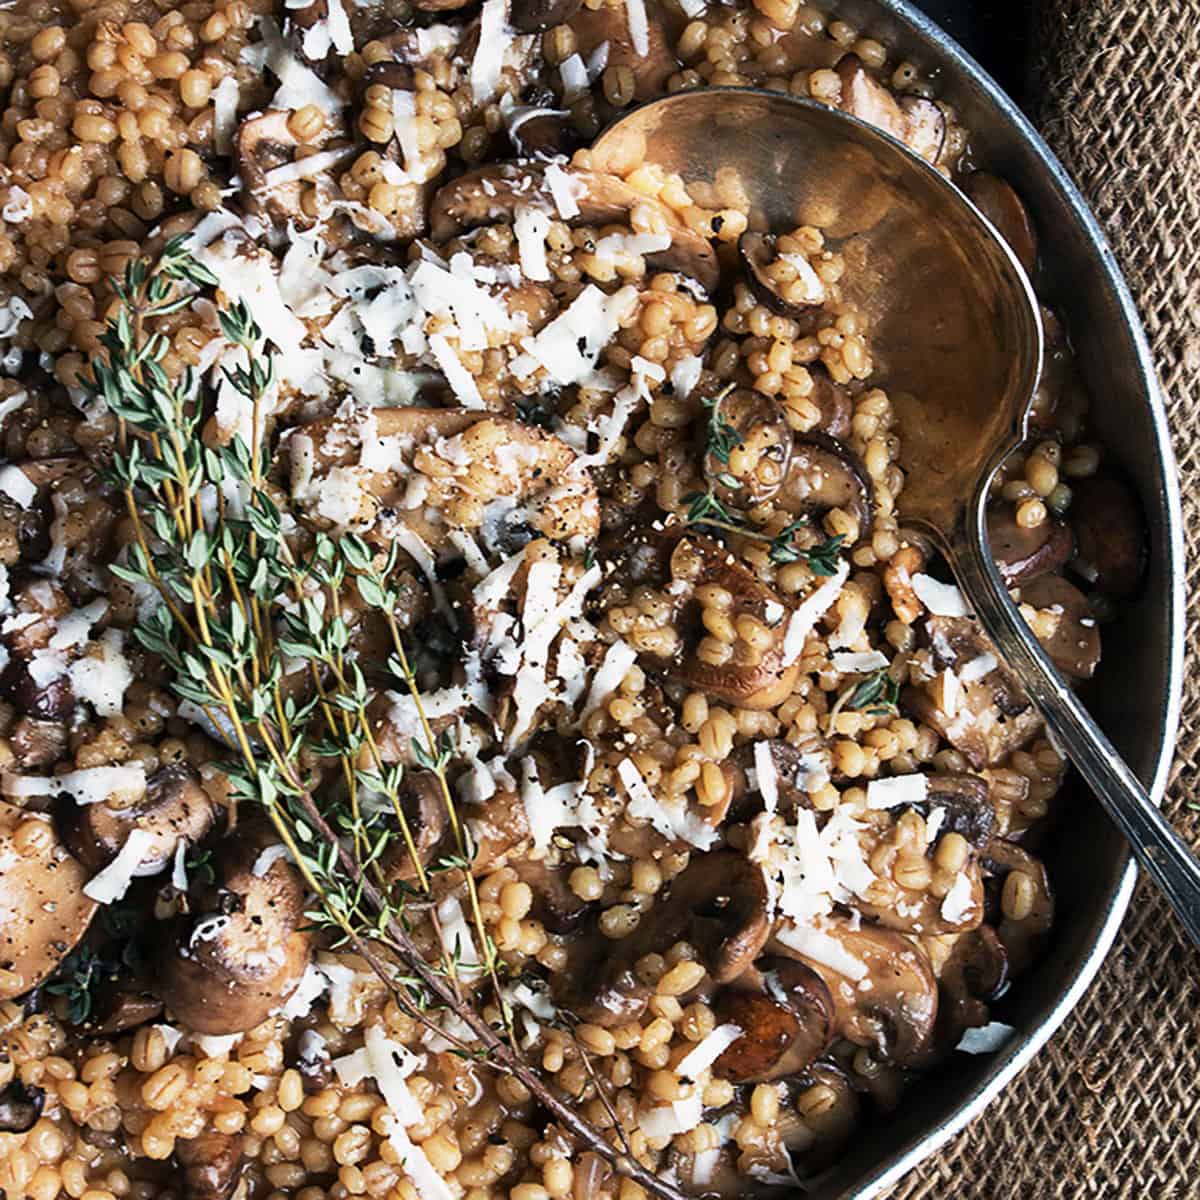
[882,2,1200,1196]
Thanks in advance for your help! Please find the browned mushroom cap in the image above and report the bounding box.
[0,801,96,1001]
[935,924,1009,1051]
[1068,474,1147,599]
[511,859,591,933]
[413,0,472,10]
[982,840,1053,974]
[738,232,827,319]
[429,163,719,293]
[1019,574,1101,679]
[379,771,450,885]
[667,536,800,710]
[0,1080,44,1133]
[568,851,771,1026]
[506,106,577,157]
[510,0,583,32]
[176,1131,244,1200]
[55,764,218,876]
[962,173,1038,277]
[835,55,946,164]
[987,504,1073,587]
[777,434,874,542]
[701,388,793,507]
[467,784,530,873]
[712,957,834,1082]
[775,922,938,1066]
[568,2,681,101]
[157,823,312,1034]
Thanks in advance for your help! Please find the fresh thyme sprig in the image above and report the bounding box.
[87,239,684,1200]
[701,386,741,466]
[848,666,901,716]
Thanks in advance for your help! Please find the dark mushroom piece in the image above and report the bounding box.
[506,105,578,157]
[175,1131,245,1200]
[667,536,801,710]
[962,173,1038,277]
[777,434,874,543]
[429,162,719,293]
[810,368,853,439]
[987,503,1073,587]
[235,111,311,227]
[835,54,946,164]
[89,987,163,1035]
[982,839,1053,974]
[566,851,771,1026]
[701,388,793,508]
[728,737,829,823]
[773,921,938,1067]
[0,1080,44,1134]
[379,771,450,885]
[56,763,218,876]
[157,823,313,1034]
[738,232,828,318]
[510,0,583,32]
[0,799,96,1001]
[467,784,531,874]
[568,2,682,101]
[920,772,996,850]
[1067,474,1147,599]
[935,924,1009,1052]
[511,859,591,934]
[1019,574,1101,680]
[712,956,835,1082]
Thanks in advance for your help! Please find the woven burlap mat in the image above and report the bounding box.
[882,2,1200,1196]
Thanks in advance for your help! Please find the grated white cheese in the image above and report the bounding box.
[171,840,188,892]
[830,650,889,673]
[427,333,484,408]
[912,572,970,617]
[212,76,238,155]
[544,162,582,219]
[674,1023,742,1080]
[0,295,32,338]
[471,0,511,103]
[867,772,929,810]
[924,806,946,847]
[582,639,638,716]
[84,828,157,904]
[68,629,133,718]
[0,464,35,508]
[559,53,590,102]
[940,869,976,924]
[618,757,717,849]
[363,1021,425,1125]
[3,763,146,807]
[1,188,32,224]
[753,742,779,815]
[640,1095,704,1140]
[624,0,650,56]
[777,921,868,981]
[252,844,291,877]
[960,652,998,683]
[669,353,703,400]
[435,895,483,981]
[522,284,634,385]
[956,1021,1016,1054]
[781,559,850,664]
[513,207,552,282]
[264,146,353,189]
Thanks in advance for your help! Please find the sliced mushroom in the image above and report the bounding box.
[729,738,827,822]
[777,434,874,542]
[712,957,834,1082]
[962,173,1038,277]
[835,55,946,164]
[568,3,681,101]
[10,718,68,770]
[56,764,218,876]
[0,1080,44,1133]
[236,111,313,227]
[568,851,770,1026]
[667,536,801,710]
[777,1063,862,1175]
[936,923,1009,1051]
[0,801,96,1001]
[506,104,578,157]
[1019,574,1101,679]
[857,855,984,936]
[510,0,583,32]
[157,823,313,1034]
[511,859,591,933]
[88,987,164,1035]
[738,232,827,318]
[922,772,996,849]
[429,163,719,293]
[467,784,530,873]
[775,921,938,1066]
[1068,474,1147,599]
[987,504,1073,587]
[701,388,793,507]
[810,369,853,439]
[982,839,1053,973]
[176,1131,245,1200]
[380,770,450,885]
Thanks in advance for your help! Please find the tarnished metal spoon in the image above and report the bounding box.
[592,88,1200,945]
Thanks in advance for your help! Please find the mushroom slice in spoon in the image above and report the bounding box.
[982,839,1054,974]
[429,162,719,292]
[701,388,794,508]
[738,232,829,318]
[962,173,1038,278]
[0,800,96,1001]
[777,434,874,543]
[986,503,1073,587]
[1018,574,1101,680]
[1067,473,1147,599]
[157,823,313,1034]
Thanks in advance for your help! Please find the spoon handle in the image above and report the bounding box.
[950,526,1200,948]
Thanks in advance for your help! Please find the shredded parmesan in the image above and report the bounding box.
[624,0,650,56]
[831,649,889,673]
[912,572,970,617]
[782,560,850,664]
[0,465,34,508]
[956,1021,1016,1054]
[674,1023,742,1079]
[84,828,157,904]
[866,772,929,810]
[3,763,146,807]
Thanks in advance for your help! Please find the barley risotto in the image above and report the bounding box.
[0,0,1149,1196]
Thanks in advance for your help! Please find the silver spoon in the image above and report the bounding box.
[592,88,1200,945]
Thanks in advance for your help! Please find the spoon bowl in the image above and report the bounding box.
[593,89,1200,945]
